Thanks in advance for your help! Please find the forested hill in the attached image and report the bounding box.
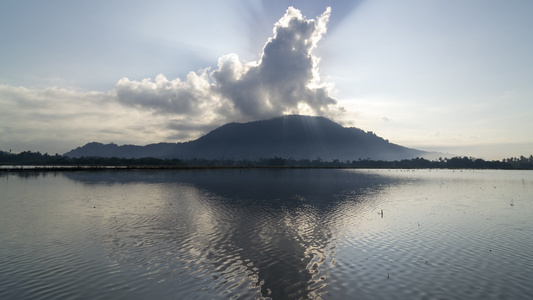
[64,115,431,161]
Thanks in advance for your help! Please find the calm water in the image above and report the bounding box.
[1,169,532,299]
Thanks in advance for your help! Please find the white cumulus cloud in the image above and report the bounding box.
[112,6,339,123]
[0,7,342,153]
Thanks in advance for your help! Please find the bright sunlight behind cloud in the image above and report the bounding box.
[0,7,339,153]
[113,7,337,121]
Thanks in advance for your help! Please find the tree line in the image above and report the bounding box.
[1,150,533,169]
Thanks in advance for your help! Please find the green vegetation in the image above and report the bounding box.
[0,151,185,167]
[1,150,533,169]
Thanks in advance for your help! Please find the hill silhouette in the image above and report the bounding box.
[65,115,429,161]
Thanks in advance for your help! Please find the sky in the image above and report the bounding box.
[1,0,532,160]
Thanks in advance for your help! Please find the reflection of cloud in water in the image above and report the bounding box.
[63,169,401,298]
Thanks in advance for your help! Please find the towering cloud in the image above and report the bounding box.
[113,6,337,123]
[0,7,341,153]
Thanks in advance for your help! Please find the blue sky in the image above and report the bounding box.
[1,0,532,160]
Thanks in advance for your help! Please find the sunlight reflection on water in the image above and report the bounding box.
[1,169,532,299]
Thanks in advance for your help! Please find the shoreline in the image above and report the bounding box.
[1,165,531,172]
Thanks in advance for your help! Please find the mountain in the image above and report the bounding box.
[64,115,430,161]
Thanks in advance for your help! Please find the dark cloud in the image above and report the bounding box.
[112,6,340,125]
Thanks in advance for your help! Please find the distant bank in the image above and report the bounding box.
[3,115,532,169]
[1,154,532,170]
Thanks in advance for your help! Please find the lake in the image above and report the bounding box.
[1,169,532,299]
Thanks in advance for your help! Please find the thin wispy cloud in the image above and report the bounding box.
[0,84,168,152]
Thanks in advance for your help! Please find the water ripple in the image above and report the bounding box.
[2,169,533,299]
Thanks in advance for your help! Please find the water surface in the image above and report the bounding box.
[1,169,532,299]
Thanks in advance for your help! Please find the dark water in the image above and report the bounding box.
[1,169,532,299]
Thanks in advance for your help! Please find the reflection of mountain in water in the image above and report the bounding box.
[63,169,402,298]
